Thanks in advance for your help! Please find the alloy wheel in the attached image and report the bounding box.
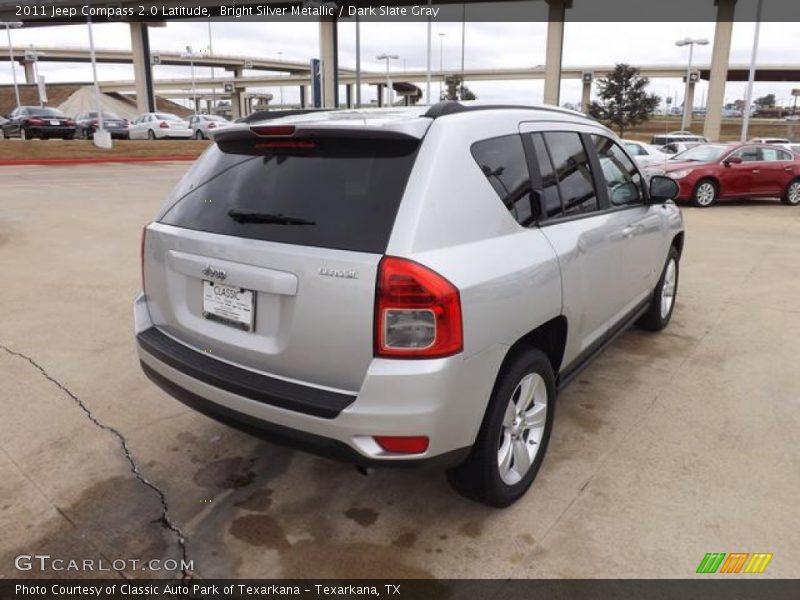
[788,182,800,205]
[660,258,677,319]
[695,182,716,206]
[497,372,548,485]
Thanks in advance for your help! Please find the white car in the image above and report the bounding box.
[750,137,790,145]
[623,140,669,168]
[187,114,232,139]
[659,141,703,156]
[781,143,800,155]
[129,113,193,140]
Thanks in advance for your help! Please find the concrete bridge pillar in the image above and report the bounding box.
[319,18,338,108]
[704,0,736,141]
[129,23,156,113]
[21,60,35,84]
[543,0,571,106]
[683,80,697,128]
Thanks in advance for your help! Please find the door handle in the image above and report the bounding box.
[751,169,760,174]
[622,226,637,238]
[785,167,794,172]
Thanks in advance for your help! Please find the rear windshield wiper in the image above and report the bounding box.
[227,209,316,226]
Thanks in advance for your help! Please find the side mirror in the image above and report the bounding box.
[724,155,743,166]
[649,175,679,202]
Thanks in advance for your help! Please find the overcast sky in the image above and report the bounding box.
[1,0,797,110]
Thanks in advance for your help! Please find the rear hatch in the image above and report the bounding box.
[143,123,422,392]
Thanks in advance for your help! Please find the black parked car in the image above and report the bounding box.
[74,111,130,140]
[1,106,76,140]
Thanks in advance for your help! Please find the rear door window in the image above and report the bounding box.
[542,132,599,217]
[530,133,564,219]
[160,137,419,254]
[471,135,537,226]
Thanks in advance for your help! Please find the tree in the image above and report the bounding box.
[587,64,661,137]
[754,94,776,108]
[442,75,477,101]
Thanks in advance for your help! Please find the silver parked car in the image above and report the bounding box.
[188,114,232,139]
[129,112,192,140]
[135,102,684,507]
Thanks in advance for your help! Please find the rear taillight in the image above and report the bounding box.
[28,118,44,125]
[207,122,216,129]
[375,256,462,359]
[159,121,169,129]
[66,118,75,126]
[140,227,147,292]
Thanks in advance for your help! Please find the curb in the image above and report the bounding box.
[0,155,198,166]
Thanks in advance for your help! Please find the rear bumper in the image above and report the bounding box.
[134,292,504,466]
[156,129,192,139]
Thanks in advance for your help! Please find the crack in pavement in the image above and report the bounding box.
[0,344,194,580]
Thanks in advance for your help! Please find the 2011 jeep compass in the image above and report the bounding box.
[135,102,684,507]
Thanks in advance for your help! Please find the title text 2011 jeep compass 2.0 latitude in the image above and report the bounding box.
[135,102,684,507]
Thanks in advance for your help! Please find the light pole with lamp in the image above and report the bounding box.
[376,53,399,107]
[278,51,284,107]
[438,32,445,100]
[675,37,708,131]
[182,45,198,114]
[0,21,22,109]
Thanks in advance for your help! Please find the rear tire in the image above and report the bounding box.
[447,348,555,508]
[637,246,679,332]
[781,179,800,206]
[691,179,717,207]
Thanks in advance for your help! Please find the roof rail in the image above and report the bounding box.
[237,108,336,124]
[423,100,588,120]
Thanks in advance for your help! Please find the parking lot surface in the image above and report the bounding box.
[1,164,798,578]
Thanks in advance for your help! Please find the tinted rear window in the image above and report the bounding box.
[160,137,419,253]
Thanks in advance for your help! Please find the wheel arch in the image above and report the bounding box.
[671,231,685,258]
[502,316,568,377]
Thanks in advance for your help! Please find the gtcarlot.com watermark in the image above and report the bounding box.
[14,554,193,573]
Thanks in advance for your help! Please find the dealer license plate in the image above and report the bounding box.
[50,120,60,125]
[202,281,255,332]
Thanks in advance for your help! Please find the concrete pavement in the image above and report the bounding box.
[0,164,798,579]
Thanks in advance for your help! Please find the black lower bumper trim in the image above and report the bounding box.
[137,327,355,419]
[141,362,470,469]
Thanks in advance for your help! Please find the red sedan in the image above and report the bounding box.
[656,143,800,207]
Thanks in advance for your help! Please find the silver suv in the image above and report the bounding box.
[135,102,684,507]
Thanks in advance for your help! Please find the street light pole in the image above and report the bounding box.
[376,53,399,107]
[0,21,22,109]
[278,51,284,107]
[741,0,763,143]
[208,18,216,113]
[675,37,708,131]
[438,32,445,101]
[355,14,361,107]
[86,17,104,137]
[183,45,197,114]
[425,0,432,105]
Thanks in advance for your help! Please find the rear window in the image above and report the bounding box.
[27,107,65,117]
[160,137,419,253]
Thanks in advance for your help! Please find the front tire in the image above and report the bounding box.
[781,179,800,206]
[447,348,555,507]
[691,179,717,207]
[637,246,679,332]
